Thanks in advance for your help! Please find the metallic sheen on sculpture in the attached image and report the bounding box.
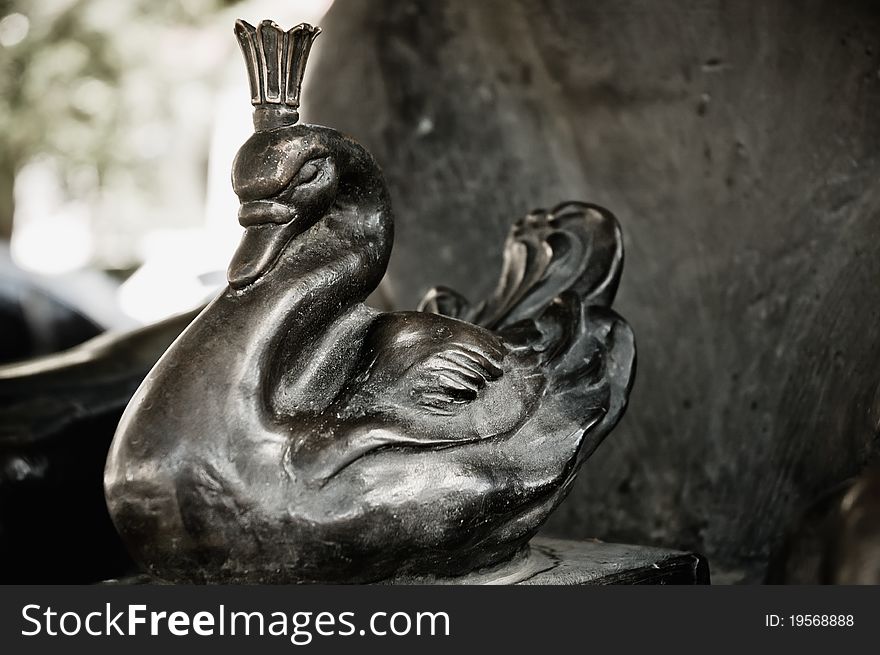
[103,19,636,583]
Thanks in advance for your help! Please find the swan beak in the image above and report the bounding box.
[227,221,298,289]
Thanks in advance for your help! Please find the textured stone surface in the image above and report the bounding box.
[306,0,880,582]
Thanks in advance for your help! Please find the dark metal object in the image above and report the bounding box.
[0,250,104,364]
[0,309,197,582]
[104,20,635,583]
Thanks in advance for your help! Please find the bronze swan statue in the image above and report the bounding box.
[104,20,636,583]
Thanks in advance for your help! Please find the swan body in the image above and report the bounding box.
[103,23,635,584]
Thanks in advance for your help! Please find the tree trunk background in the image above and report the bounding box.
[0,156,16,241]
[305,0,880,581]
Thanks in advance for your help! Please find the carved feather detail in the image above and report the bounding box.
[418,201,624,328]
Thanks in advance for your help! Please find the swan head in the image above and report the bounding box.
[227,124,341,289]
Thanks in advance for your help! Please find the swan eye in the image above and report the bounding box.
[296,156,327,186]
[274,156,329,202]
[298,163,318,184]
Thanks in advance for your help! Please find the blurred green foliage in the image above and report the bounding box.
[0,0,242,239]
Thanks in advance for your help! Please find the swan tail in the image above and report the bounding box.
[418,200,634,452]
[419,201,623,326]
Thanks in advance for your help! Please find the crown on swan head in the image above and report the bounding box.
[234,19,321,131]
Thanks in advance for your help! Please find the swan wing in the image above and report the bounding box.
[411,344,503,415]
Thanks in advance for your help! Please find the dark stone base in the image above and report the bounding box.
[404,538,710,585]
[518,538,710,585]
[103,538,710,585]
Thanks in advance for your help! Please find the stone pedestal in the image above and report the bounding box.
[517,538,710,585]
[104,538,709,585]
[412,538,710,585]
